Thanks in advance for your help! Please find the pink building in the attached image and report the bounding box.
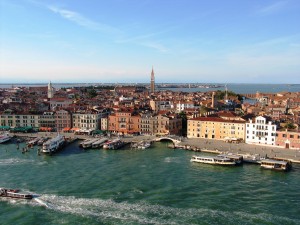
[55,110,72,132]
[275,130,300,149]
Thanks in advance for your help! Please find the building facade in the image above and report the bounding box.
[187,117,245,140]
[55,110,72,132]
[245,116,277,146]
[275,130,300,149]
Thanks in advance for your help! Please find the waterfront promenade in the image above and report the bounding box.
[10,132,300,162]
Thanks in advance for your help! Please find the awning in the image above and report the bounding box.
[0,126,10,130]
[40,127,52,131]
[71,127,80,131]
[62,127,71,132]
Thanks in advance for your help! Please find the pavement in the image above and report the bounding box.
[11,132,300,162]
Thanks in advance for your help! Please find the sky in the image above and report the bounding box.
[1,0,300,84]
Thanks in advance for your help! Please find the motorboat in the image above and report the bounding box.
[0,188,33,199]
[0,133,11,144]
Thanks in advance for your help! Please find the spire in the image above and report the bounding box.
[48,81,54,99]
[150,66,155,94]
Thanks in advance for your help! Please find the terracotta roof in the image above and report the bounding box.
[190,117,245,124]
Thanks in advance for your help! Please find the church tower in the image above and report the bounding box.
[150,67,155,94]
[48,81,54,99]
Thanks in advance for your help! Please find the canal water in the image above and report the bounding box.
[1,141,299,224]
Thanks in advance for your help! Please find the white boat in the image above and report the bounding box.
[260,159,291,171]
[0,188,33,199]
[218,153,243,164]
[82,138,99,149]
[138,141,151,149]
[190,155,236,166]
[103,139,124,150]
[0,133,11,143]
[27,137,41,146]
[239,154,264,164]
[42,134,65,154]
[92,138,108,148]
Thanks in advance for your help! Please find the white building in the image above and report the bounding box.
[72,111,107,133]
[150,100,174,112]
[245,116,276,146]
[176,101,200,112]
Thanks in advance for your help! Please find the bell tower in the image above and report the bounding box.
[150,67,155,94]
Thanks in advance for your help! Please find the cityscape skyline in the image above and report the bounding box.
[1,0,300,84]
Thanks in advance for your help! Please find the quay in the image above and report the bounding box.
[8,132,300,163]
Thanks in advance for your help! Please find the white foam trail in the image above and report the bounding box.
[34,197,54,209]
[5,193,297,225]
[0,158,35,165]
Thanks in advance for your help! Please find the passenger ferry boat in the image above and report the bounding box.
[191,155,236,166]
[0,133,11,143]
[260,159,291,171]
[42,134,65,154]
[0,188,33,199]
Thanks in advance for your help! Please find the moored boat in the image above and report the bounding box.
[0,188,33,199]
[239,153,264,164]
[82,138,99,149]
[260,159,291,171]
[27,137,41,146]
[218,153,243,164]
[103,139,125,150]
[92,138,108,148]
[0,133,11,144]
[191,155,236,166]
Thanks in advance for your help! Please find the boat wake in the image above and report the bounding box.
[0,158,35,165]
[21,194,300,225]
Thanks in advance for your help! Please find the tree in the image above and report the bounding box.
[179,111,187,137]
[284,122,296,130]
[88,89,97,98]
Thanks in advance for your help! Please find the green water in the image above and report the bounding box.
[1,141,299,224]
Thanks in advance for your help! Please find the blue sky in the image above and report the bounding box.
[1,0,300,83]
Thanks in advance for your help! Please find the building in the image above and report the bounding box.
[275,130,300,149]
[72,111,104,132]
[101,117,109,131]
[50,98,73,110]
[187,117,245,140]
[150,67,155,94]
[55,110,72,132]
[0,111,40,128]
[245,116,277,146]
[150,100,173,112]
[108,110,140,134]
[151,113,182,135]
[40,112,56,130]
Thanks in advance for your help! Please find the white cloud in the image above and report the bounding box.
[48,6,120,34]
[257,1,288,15]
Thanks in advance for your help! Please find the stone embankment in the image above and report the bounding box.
[11,132,300,163]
